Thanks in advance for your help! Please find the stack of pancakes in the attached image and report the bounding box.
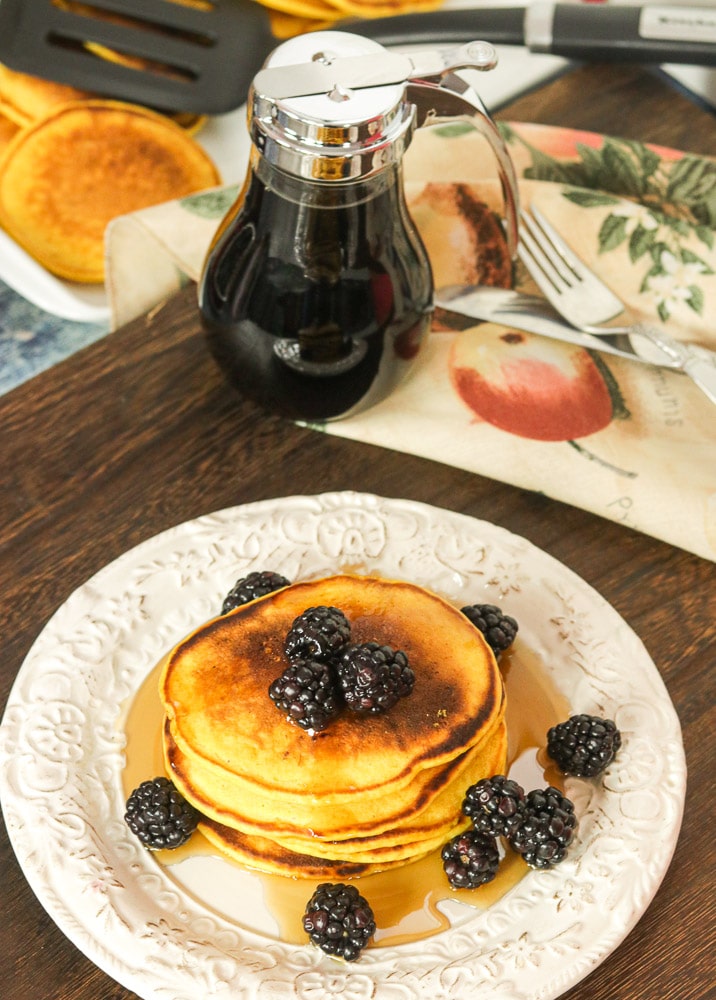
[160,574,507,878]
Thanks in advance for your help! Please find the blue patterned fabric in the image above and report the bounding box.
[0,278,108,395]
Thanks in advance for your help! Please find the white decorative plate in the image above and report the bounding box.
[0,492,685,1000]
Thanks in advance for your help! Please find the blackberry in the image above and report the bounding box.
[284,605,351,661]
[302,882,376,961]
[462,774,526,838]
[508,786,577,869]
[269,658,340,733]
[441,829,500,889]
[336,642,415,714]
[124,777,199,850]
[221,571,290,614]
[461,603,518,656]
[547,714,621,777]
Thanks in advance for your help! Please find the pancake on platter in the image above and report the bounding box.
[239,723,508,865]
[161,574,504,796]
[198,818,410,879]
[0,97,31,129]
[0,100,221,282]
[0,109,19,153]
[253,0,444,19]
[160,573,507,877]
[0,63,93,120]
[163,710,506,843]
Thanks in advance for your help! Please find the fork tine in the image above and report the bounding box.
[519,206,584,298]
[519,218,570,294]
[529,205,589,279]
[519,209,585,295]
[516,230,556,293]
[518,203,626,328]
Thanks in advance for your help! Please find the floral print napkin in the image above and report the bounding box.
[104,123,716,561]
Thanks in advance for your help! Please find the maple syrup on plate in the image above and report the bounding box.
[122,641,568,947]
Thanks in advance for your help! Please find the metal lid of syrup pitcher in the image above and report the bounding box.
[250,32,415,182]
[249,31,519,254]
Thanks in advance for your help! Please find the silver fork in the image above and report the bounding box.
[518,205,716,405]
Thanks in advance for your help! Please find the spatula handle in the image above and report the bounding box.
[353,5,716,67]
[526,2,716,66]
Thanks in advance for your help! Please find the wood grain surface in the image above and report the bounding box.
[1,63,714,1000]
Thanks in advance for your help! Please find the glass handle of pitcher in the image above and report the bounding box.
[406,74,520,259]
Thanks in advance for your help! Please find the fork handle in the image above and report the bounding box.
[682,356,716,406]
[631,323,716,406]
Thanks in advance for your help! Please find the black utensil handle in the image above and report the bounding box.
[530,2,716,66]
[352,5,716,67]
[348,8,527,49]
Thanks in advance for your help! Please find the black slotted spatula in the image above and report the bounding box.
[0,0,277,113]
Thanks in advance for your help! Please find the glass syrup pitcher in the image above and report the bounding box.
[198,31,519,422]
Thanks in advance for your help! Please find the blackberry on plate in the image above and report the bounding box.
[547,714,621,777]
[269,657,340,733]
[221,571,290,614]
[441,829,500,889]
[302,882,376,961]
[124,777,199,850]
[284,605,351,661]
[460,603,518,656]
[336,642,414,714]
[462,774,526,838]
[508,786,577,869]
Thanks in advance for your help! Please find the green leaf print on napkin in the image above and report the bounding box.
[559,190,715,322]
[179,185,239,219]
[500,124,716,226]
[500,124,716,323]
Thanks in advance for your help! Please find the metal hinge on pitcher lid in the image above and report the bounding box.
[252,41,498,101]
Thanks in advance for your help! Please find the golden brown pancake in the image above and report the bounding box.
[160,574,507,877]
[0,96,31,128]
[0,100,221,282]
[257,724,507,863]
[164,720,467,835]
[0,109,19,153]
[162,574,503,798]
[0,63,94,119]
[164,712,506,842]
[196,723,505,877]
[198,818,411,879]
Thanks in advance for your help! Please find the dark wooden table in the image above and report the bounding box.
[2,63,715,1000]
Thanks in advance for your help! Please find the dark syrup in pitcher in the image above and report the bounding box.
[199,160,433,421]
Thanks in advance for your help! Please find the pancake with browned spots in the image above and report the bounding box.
[0,100,220,282]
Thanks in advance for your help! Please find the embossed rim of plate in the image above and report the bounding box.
[0,491,685,1000]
